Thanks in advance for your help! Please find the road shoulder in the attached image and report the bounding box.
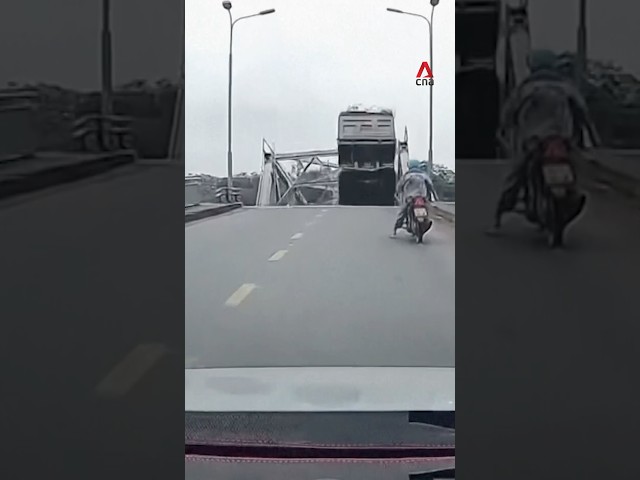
[185,202,242,223]
[583,150,640,202]
[432,202,455,223]
[0,150,136,201]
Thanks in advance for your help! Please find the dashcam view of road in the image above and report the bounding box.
[185,9,456,478]
[456,0,640,273]
[185,0,457,373]
[186,109,456,371]
[0,2,185,476]
[456,2,640,476]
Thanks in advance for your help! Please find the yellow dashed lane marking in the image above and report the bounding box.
[95,343,168,398]
[224,283,257,307]
[268,250,288,262]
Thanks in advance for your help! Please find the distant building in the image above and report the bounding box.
[0,87,39,158]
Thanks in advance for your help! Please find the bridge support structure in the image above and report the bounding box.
[256,139,340,206]
[257,127,415,207]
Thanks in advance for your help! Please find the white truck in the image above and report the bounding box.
[337,105,398,205]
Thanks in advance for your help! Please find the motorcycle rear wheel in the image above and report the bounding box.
[546,198,565,248]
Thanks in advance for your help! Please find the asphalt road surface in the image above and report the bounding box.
[456,158,640,477]
[0,163,184,479]
[186,206,455,368]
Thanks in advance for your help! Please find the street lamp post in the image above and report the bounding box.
[223,1,275,195]
[576,0,587,94]
[387,0,439,173]
[101,0,113,149]
[169,0,186,162]
[428,0,439,175]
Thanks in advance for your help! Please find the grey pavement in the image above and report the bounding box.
[0,162,183,478]
[185,202,223,213]
[185,206,455,368]
[433,201,455,218]
[0,151,132,176]
[593,149,640,181]
[590,149,640,195]
[456,158,639,469]
[185,202,242,223]
[0,150,135,200]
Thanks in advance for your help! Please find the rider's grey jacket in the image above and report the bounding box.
[396,171,435,202]
[499,72,593,158]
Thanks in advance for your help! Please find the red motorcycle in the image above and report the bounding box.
[523,135,586,247]
[406,196,432,243]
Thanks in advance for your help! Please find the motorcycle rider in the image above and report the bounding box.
[491,49,596,230]
[393,160,436,236]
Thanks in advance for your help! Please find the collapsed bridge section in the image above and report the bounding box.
[256,109,414,207]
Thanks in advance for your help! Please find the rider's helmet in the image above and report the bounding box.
[527,49,558,73]
[407,159,423,172]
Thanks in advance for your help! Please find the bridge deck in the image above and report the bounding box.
[186,206,455,368]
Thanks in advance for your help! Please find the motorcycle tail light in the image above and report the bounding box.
[543,138,569,161]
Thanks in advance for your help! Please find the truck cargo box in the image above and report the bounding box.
[337,106,398,206]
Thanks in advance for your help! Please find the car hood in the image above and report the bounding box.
[185,366,454,412]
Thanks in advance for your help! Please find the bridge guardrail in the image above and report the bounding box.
[215,186,243,204]
[72,114,134,152]
[432,202,455,223]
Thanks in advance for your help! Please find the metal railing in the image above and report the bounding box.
[257,127,419,207]
[215,186,243,204]
[257,139,343,206]
[72,114,134,152]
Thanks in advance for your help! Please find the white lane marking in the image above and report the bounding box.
[291,232,304,240]
[322,209,328,212]
[268,250,288,262]
[225,283,257,307]
[305,221,315,227]
[95,343,168,398]
[315,213,323,218]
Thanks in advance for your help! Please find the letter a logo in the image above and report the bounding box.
[416,61,433,78]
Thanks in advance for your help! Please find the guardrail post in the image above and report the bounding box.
[72,114,134,153]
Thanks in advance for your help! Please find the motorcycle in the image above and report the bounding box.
[521,135,586,247]
[405,196,433,244]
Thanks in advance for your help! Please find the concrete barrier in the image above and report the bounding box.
[185,182,202,207]
[185,203,242,223]
[0,151,135,201]
[0,106,38,161]
[432,202,455,223]
[583,152,640,200]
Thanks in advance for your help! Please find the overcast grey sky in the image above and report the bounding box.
[528,0,640,76]
[0,0,181,90]
[186,0,640,177]
[1,0,636,174]
[186,0,456,176]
